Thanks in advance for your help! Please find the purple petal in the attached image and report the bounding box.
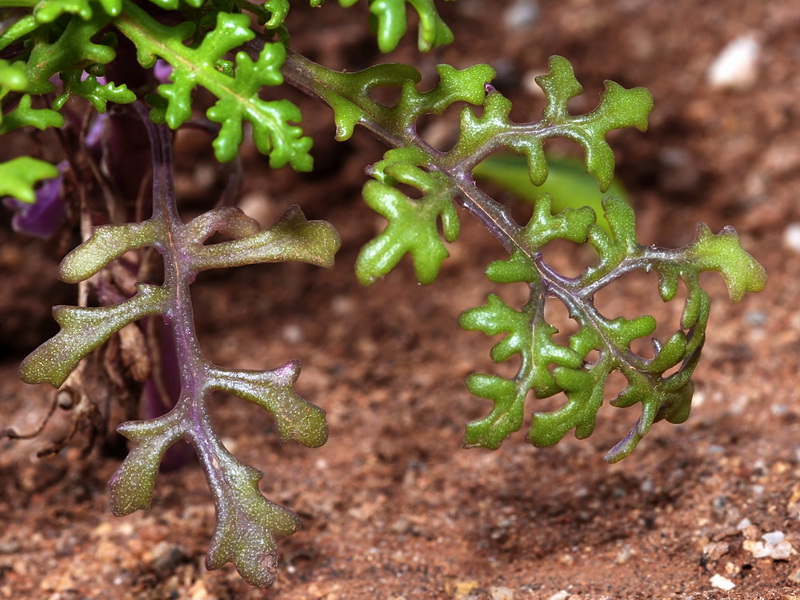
[4,162,67,238]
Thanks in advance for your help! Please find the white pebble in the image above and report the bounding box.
[282,323,303,343]
[763,531,785,546]
[503,0,539,32]
[707,35,760,90]
[746,530,796,560]
[710,574,736,590]
[548,592,569,600]
[692,390,706,407]
[491,586,515,600]
[784,223,800,253]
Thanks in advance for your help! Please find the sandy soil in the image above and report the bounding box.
[2,1,800,599]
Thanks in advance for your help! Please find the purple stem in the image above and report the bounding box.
[132,103,239,482]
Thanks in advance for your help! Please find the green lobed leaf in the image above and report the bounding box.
[683,223,767,302]
[189,205,341,271]
[460,193,765,460]
[209,361,328,448]
[460,294,532,364]
[0,16,39,54]
[115,4,313,168]
[0,157,59,203]
[355,147,460,284]
[264,0,289,28]
[484,250,539,285]
[455,90,549,183]
[521,193,595,248]
[393,63,496,131]
[285,48,763,463]
[0,95,64,133]
[32,0,123,22]
[529,365,607,445]
[25,12,116,94]
[19,285,169,387]
[462,374,524,450]
[56,69,136,112]
[535,56,653,190]
[203,448,300,587]
[445,56,653,190]
[461,285,588,449]
[59,220,163,282]
[314,61,493,142]
[205,43,312,167]
[109,411,187,515]
[367,0,453,52]
[0,60,28,93]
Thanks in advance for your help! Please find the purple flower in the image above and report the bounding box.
[4,162,67,238]
[154,59,173,84]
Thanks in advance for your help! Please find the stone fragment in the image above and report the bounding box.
[490,586,514,600]
[707,35,760,90]
[710,573,736,591]
[702,541,730,563]
[744,531,796,560]
[784,223,800,253]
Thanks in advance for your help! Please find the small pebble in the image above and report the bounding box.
[763,531,785,545]
[614,544,634,564]
[490,586,514,600]
[703,541,730,563]
[282,323,304,343]
[547,592,569,600]
[707,35,760,90]
[710,573,736,590]
[150,542,186,572]
[784,223,800,253]
[771,404,789,416]
[725,561,741,575]
[744,530,796,560]
[447,580,480,599]
[503,0,539,32]
[744,310,767,327]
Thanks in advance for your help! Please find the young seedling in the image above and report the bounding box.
[0,0,766,587]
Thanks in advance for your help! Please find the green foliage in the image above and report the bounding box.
[20,136,340,585]
[0,0,451,168]
[460,196,765,461]
[20,285,169,387]
[356,147,460,284]
[1,0,768,589]
[445,55,653,189]
[23,12,117,94]
[294,52,651,286]
[0,157,59,203]
[0,60,27,93]
[0,60,64,133]
[114,3,312,168]
[292,46,764,461]
[33,0,122,22]
[472,154,629,234]
[310,0,453,52]
[366,0,454,52]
